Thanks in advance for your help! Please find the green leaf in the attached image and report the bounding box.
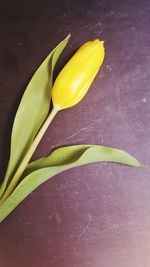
[0,35,70,197]
[0,145,141,222]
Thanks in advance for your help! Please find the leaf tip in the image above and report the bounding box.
[66,33,71,41]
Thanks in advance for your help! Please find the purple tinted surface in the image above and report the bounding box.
[0,0,150,266]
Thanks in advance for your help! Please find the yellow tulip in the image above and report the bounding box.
[0,38,105,205]
[52,39,105,110]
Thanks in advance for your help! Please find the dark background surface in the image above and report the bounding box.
[0,0,150,266]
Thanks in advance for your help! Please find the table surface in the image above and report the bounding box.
[0,0,150,266]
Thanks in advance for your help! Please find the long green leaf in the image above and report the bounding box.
[0,145,141,222]
[0,35,70,197]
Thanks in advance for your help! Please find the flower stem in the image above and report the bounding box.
[0,107,58,206]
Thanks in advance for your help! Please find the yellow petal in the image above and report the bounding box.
[52,39,105,110]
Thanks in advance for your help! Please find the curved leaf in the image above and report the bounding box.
[24,145,91,176]
[0,35,70,197]
[0,145,141,222]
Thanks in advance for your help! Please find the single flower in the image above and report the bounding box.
[52,39,105,110]
[0,37,105,205]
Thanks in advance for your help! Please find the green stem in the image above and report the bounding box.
[0,107,58,206]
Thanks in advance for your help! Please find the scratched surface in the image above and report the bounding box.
[0,0,150,266]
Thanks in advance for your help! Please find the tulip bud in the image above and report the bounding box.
[52,39,105,110]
